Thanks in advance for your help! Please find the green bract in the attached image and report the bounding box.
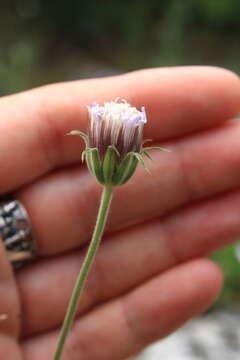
[68,130,167,186]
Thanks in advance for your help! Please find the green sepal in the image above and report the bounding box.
[81,149,87,163]
[86,148,104,184]
[111,145,120,158]
[142,151,153,161]
[103,146,117,185]
[142,146,170,152]
[119,156,138,185]
[133,153,150,173]
[140,146,170,167]
[67,130,89,148]
[112,152,138,186]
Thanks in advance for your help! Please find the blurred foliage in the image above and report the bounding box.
[211,245,240,309]
[0,0,240,95]
[0,0,240,307]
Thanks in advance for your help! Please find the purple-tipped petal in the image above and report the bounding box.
[130,114,143,125]
[141,106,147,123]
[87,99,147,160]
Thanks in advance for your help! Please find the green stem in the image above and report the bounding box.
[53,185,113,360]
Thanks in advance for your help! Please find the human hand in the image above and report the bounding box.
[0,66,239,360]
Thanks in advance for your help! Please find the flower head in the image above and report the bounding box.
[88,99,147,161]
[69,98,166,186]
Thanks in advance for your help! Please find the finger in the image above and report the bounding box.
[18,120,240,255]
[18,188,240,336]
[0,242,21,337]
[0,242,22,360]
[0,67,239,193]
[22,259,223,360]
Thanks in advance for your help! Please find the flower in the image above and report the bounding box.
[56,99,168,360]
[69,98,166,186]
[88,99,147,161]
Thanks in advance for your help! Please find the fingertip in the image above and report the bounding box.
[196,258,224,305]
[197,66,240,120]
[202,65,239,87]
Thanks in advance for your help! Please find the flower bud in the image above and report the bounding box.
[88,99,146,162]
[69,98,167,186]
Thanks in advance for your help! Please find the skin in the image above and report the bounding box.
[0,66,239,360]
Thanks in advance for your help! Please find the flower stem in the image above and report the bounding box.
[53,185,113,360]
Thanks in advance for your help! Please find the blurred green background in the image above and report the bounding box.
[1,0,240,308]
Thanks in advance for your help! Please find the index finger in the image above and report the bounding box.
[0,66,239,193]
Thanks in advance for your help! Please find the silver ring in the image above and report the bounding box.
[0,196,36,269]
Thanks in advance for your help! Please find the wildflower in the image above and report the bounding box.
[54,99,168,360]
[88,99,146,160]
[69,98,165,186]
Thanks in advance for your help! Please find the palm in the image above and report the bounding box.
[0,67,239,360]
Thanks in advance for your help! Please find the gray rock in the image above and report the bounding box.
[136,310,240,359]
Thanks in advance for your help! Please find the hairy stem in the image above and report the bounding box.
[53,185,113,360]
